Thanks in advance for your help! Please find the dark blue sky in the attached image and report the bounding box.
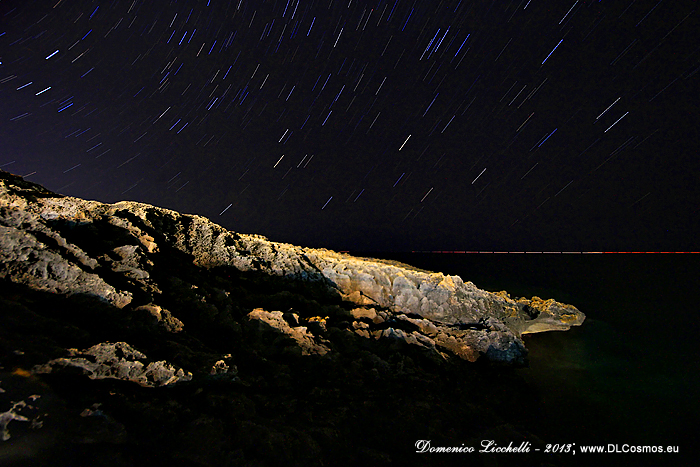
[1,0,698,252]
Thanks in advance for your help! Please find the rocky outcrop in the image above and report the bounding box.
[33,342,193,387]
[0,400,31,442]
[0,169,585,466]
[0,170,583,368]
[247,309,332,356]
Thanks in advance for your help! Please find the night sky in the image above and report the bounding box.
[1,0,698,252]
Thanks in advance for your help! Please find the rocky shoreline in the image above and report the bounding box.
[0,170,584,466]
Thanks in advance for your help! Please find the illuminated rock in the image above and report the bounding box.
[0,169,583,365]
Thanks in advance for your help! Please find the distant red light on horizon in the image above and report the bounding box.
[407,251,700,254]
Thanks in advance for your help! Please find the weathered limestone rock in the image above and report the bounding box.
[33,342,193,387]
[247,309,331,356]
[0,170,584,365]
[134,304,185,333]
[0,400,31,441]
[0,222,132,307]
[514,295,586,334]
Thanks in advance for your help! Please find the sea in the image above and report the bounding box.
[354,252,699,463]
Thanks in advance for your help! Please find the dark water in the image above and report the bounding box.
[355,252,700,462]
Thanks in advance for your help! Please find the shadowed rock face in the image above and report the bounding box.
[0,170,584,466]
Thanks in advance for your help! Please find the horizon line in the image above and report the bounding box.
[405,251,700,254]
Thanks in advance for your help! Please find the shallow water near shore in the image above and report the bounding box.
[356,252,700,461]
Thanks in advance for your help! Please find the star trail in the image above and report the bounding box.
[1,0,698,252]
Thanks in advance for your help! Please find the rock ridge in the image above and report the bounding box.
[0,170,583,367]
[0,169,585,466]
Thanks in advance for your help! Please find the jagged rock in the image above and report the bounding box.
[0,170,583,366]
[210,360,233,375]
[33,342,193,387]
[134,304,184,333]
[513,295,586,334]
[0,221,133,308]
[350,307,377,320]
[0,400,31,441]
[247,309,331,356]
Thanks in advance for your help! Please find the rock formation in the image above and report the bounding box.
[0,169,584,466]
[0,170,583,364]
[33,342,193,387]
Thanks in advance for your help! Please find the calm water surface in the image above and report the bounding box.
[359,252,700,460]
